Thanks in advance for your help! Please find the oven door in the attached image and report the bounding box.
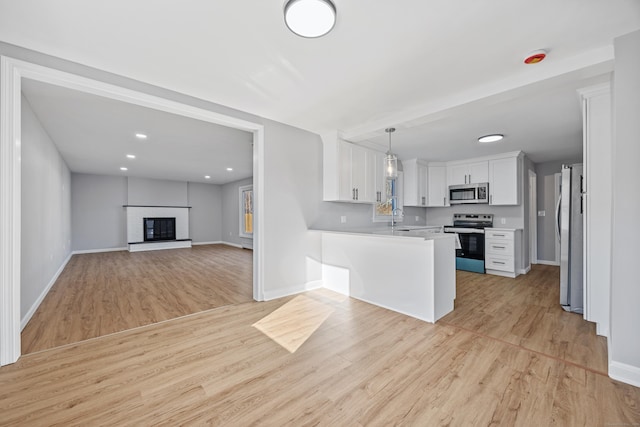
[457,232,485,260]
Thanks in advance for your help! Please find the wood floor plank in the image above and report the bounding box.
[2,264,639,425]
[21,244,253,354]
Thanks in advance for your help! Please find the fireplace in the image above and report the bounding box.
[143,217,176,242]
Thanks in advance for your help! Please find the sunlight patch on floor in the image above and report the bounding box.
[252,295,335,353]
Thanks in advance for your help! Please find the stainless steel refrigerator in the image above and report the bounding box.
[556,164,583,313]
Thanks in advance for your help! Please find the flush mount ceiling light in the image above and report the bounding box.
[284,0,336,38]
[135,133,147,139]
[478,134,504,143]
[226,167,233,171]
[204,175,211,179]
[126,154,136,159]
[120,167,128,171]
[384,128,398,179]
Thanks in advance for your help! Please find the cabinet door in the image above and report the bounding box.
[427,165,447,206]
[361,148,376,203]
[373,151,386,203]
[489,157,519,205]
[418,164,428,206]
[468,161,489,183]
[338,141,354,201]
[447,163,469,186]
[350,145,367,202]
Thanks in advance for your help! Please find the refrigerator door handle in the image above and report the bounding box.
[555,194,562,243]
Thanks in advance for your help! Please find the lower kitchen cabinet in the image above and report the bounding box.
[485,228,522,278]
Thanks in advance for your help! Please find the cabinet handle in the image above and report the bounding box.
[490,194,493,204]
[421,196,426,205]
[468,174,471,184]
[493,261,505,265]
[352,188,356,200]
[493,234,505,237]
[493,245,506,249]
[356,188,359,200]
[443,197,446,206]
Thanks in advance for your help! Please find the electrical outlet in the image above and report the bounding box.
[340,216,347,224]
[501,218,506,225]
[538,210,546,217]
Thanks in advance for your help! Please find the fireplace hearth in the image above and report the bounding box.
[143,217,176,242]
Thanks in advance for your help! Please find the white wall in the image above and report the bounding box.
[20,95,71,320]
[610,30,640,386]
[71,173,127,251]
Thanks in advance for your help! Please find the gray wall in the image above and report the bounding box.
[127,177,188,206]
[610,30,640,379]
[71,174,223,250]
[21,95,72,318]
[222,177,254,247]
[188,182,222,243]
[71,173,128,251]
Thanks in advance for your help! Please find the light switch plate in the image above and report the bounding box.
[340,216,347,224]
[538,210,546,217]
[500,218,506,225]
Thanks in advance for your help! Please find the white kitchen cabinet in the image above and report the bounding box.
[323,137,376,203]
[488,154,522,205]
[447,160,488,185]
[403,159,428,206]
[485,229,522,278]
[373,151,386,203]
[427,164,448,207]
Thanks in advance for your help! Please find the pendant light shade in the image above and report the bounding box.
[384,128,398,179]
[284,0,336,38]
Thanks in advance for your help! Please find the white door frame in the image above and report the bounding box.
[529,170,537,265]
[554,172,561,264]
[0,56,266,365]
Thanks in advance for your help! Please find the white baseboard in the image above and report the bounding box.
[518,265,531,275]
[21,252,73,331]
[191,241,223,246]
[609,361,640,388]
[72,247,127,255]
[263,280,324,301]
[536,260,560,266]
[220,241,243,249]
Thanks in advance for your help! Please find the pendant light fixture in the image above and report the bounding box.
[284,0,336,38]
[384,127,398,179]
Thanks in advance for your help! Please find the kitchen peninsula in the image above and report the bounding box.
[312,227,456,322]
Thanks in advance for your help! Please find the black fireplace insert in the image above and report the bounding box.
[143,217,176,242]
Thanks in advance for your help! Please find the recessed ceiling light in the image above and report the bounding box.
[478,134,504,143]
[120,167,128,171]
[135,133,147,139]
[226,167,233,171]
[204,175,211,179]
[126,154,136,159]
[284,0,336,38]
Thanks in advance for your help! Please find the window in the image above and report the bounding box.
[239,184,253,239]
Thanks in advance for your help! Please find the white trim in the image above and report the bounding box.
[0,55,266,365]
[21,253,73,331]
[529,170,537,265]
[72,247,128,255]
[609,361,640,388]
[191,241,224,246]
[220,241,243,249]
[0,56,22,365]
[128,240,192,252]
[537,259,560,266]
[518,266,531,275]
[263,280,324,301]
[486,269,517,279]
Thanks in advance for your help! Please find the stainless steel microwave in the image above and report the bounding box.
[449,182,489,204]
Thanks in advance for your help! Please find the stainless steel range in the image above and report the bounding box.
[444,214,493,273]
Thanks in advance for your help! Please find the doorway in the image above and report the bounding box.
[0,56,265,365]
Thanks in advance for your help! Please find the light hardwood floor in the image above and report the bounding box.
[21,244,253,354]
[2,265,638,425]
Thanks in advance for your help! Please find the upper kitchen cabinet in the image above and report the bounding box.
[488,152,523,205]
[323,135,376,203]
[427,163,448,207]
[447,160,488,185]
[373,151,386,203]
[403,159,428,206]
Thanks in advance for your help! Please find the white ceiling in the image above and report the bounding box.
[22,79,253,184]
[2,1,640,168]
